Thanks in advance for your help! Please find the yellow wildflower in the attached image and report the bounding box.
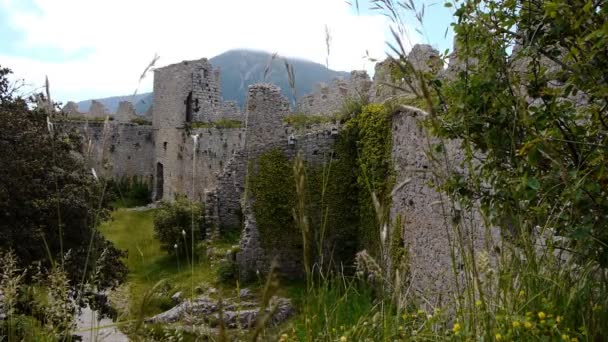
[518,290,525,297]
[340,336,347,342]
[524,321,533,329]
[571,338,579,342]
[512,321,520,328]
[495,333,502,341]
[538,311,546,320]
[475,300,482,307]
[452,323,461,333]
[556,316,562,323]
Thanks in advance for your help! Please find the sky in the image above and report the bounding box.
[0,0,455,103]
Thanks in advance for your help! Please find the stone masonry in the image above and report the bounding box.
[53,44,493,302]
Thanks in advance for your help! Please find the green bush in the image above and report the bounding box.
[109,177,151,208]
[130,117,152,125]
[188,119,243,129]
[153,196,203,256]
[216,259,238,284]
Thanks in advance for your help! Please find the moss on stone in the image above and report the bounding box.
[283,113,338,130]
[250,149,297,249]
[249,103,395,270]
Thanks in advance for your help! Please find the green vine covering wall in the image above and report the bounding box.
[349,103,395,255]
[250,149,298,250]
[250,103,394,271]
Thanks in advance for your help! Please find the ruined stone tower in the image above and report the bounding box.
[152,59,245,202]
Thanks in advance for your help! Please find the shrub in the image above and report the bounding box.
[153,195,203,256]
[130,117,152,125]
[216,259,238,284]
[0,65,127,294]
[109,177,152,208]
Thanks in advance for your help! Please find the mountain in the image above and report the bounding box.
[76,49,350,114]
[210,49,350,106]
[76,93,152,114]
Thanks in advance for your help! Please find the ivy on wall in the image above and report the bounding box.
[250,149,298,249]
[249,103,395,272]
[349,103,395,256]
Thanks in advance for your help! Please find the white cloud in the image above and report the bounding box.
[1,0,419,103]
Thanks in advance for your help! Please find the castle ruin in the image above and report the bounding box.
[54,45,495,307]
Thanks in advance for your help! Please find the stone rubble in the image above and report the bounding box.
[145,293,294,329]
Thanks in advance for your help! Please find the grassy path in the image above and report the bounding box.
[99,209,216,319]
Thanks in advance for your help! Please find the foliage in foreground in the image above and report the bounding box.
[358,0,608,339]
[0,65,128,340]
[153,196,204,257]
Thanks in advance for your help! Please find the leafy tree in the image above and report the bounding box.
[0,66,127,298]
[153,195,203,256]
[425,0,608,266]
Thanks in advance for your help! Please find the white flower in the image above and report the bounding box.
[380,223,387,245]
[181,229,186,236]
[91,168,98,181]
[174,244,178,249]
[46,116,54,134]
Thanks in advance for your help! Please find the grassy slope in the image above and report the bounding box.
[99,209,216,319]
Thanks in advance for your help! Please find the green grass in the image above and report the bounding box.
[52,115,111,122]
[189,119,243,129]
[283,113,339,130]
[130,117,152,125]
[99,209,217,319]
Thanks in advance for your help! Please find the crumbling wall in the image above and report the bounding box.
[225,84,338,278]
[389,107,496,307]
[115,101,139,123]
[62,101,81,117]
[54,121,155,182]
[152,58,247,201]
[153,126,244,202]
[296,71,372,116]
[369,58,401,103]
[89,100,109,118]
[234,131,337,279]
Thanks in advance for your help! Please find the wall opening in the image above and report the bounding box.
[155,162,164,200]
[185,91,193,122]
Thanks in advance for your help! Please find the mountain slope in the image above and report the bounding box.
[76,93,151,114]
[76,49,350,113]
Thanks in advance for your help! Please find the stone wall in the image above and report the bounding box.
[369,58,401,103]
[235,131,337,280]
[89,100,109,118]
[62,101,81,117]
[296,71,372,116]
[153,127,244,202]
[115,101,139,123]
[55,121,155,182]
[151,58,247,202]
[152,58,243,127]
[389,106,496,307]
[196,83,338,278]
[295,44,443,117]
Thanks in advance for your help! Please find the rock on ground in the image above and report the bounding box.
[145,293,294,329]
